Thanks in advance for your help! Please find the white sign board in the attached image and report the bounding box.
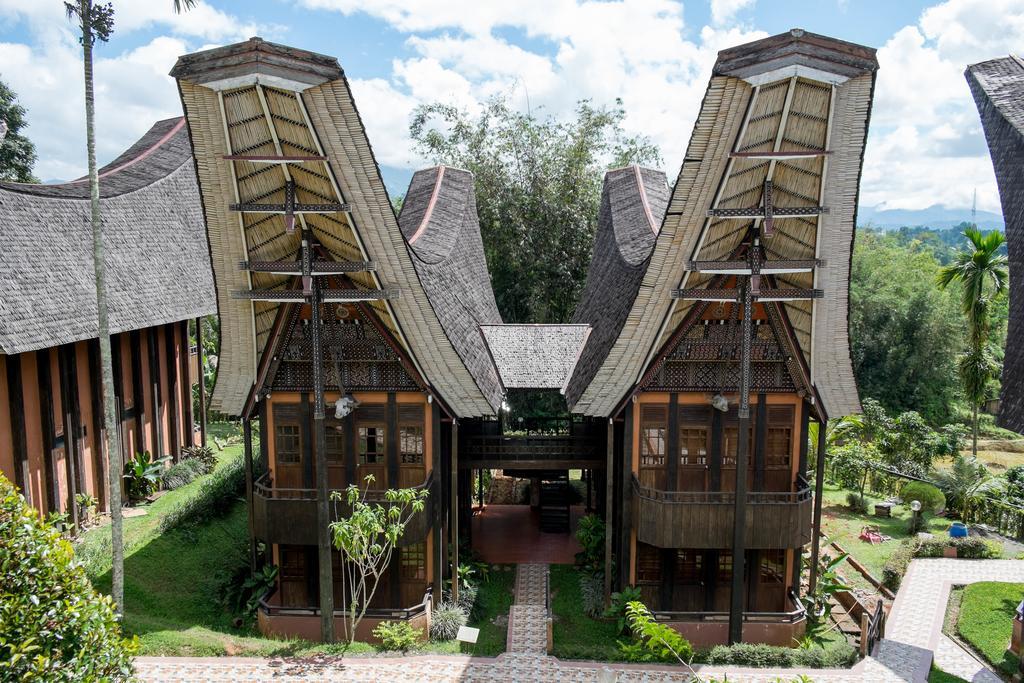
[456,626,480,644]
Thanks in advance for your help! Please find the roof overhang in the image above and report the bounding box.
[170,37,343,92]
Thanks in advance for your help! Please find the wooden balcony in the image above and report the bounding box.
[459,434,604,470]
[632,476,812,549]
[252,471,433,547]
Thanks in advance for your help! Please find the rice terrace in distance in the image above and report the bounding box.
[1,1,1024,682]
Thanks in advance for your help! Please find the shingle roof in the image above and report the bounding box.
[480,324,591,390]
[0,117,216,356]
[565,166,669,406]
[967,56,1024,433]
[398,166,505,411]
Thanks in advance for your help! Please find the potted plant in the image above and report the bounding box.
[122,451,169,505]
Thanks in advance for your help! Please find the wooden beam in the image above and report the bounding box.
[687,258,823,275]
[231,288,399,303]
[228,201,351,213]
[672,287,823,301]
[707,206,827,219]
[729,150,830,159]
[224,154,327,163]
[240,260,376,274]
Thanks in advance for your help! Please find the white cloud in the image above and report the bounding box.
[709,0,756,26]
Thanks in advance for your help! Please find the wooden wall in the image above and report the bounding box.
[0,320,199,517]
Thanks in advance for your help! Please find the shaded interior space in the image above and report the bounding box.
[471,504,585,564]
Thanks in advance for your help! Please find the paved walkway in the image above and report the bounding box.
[507,563,550,654]
[135,558,1024,682]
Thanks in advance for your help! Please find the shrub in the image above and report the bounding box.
[159,453,245,532]
[180,445,217,475]
[0,472,138,681]
[882,540,915,591]
[163,458,206,490]
[604,585,642,634]
[900,481,945,514]
[621,602,693,664]
[574,514,605,575]
[429,601,466,641]
[706,642,793,667]
[792,642,858,668]
[373,620,421,651]
[846,492,869,514]
[579,571,605,618]
[123,450,169,504]
[916,536,1002,559]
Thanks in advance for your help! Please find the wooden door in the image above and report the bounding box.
[399,543,427,607]
[324,416,347,490]
[280,545,310,607]
[670,550,705,611]
[764,406,795,491]
[638,405,667,490]
[720,409,755,494]
[356,422,387,490]
[272,404,305,494]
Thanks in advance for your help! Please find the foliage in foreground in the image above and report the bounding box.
[373,620,422,652]
[0,473,137,681]
[620,601,694,665]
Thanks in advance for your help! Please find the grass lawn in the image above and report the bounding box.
[470,567,515,656]
[74,428,503,658]
[928,665,968,683]
[820,483,952,581]
[549,564,623,662]
[955,581,1024,677]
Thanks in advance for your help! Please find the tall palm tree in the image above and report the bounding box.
[937,227,1008,456]
[65,0,195,614]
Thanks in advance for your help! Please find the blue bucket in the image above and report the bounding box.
[949,522,968,538]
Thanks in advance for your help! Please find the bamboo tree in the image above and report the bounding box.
[937,227,1008,456]
[65,0,196,614]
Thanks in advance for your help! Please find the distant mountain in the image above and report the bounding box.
[857,204,1004,231]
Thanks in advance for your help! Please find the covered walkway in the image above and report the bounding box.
[470,504,585,564]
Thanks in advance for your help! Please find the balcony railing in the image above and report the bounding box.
[252,471,433,546]
[460,434,604,469]
[651,590,806,624]
[258,587,432,621]
[632,475,812,549]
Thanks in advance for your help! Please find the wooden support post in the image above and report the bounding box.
[667,393,679,491]
[604,418,614,604]
[243,416,256,573]
[431,402,443,601]
[729,274,754,645]
[859,612,870,657]
[754,395,767,491]
[308,243,335,643]
[809,417,828,595]
[196,317,207,448]
[620,404,633,592]
[451,419,459,603]
[146,331,164,459]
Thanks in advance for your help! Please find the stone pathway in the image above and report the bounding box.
[135,558,1024,682]
[507,563,550,654]
[936,634,1002,682]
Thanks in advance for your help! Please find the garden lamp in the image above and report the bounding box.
[911,499,922,533]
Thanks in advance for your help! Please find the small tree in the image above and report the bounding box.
[330,477,427,643]
[933,455,1002,517]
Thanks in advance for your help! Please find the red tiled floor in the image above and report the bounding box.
[470,504,585,564]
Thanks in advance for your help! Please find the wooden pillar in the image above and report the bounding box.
[450,419,459,602]
[310,275,335,642]
[196,318,207,447]
[667,393,679,491]
[754,395,767,492]
[36,350,58,513]
[58,346,82,527]
[431,402,443,601]
[129,331,144,455]
[604,418,614,603]
[798,401,810,479]
[87,340,108,510]
[344,409,356,486]
[386,393,398,487]
[146,330,164,459]
[164,325,180,459]
[619,403,633,592]
[6,355,29,503]
[660,548,675,611]
[300,393,313,488]
[259,399,269,474]
[729,276,754,645]
[179,322,193,447]
[809,417,828,595]
[244,416,256,573]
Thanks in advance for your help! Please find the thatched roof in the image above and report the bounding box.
[172,38,499,417]
[565,166,669,405]
[0,117,215,356]
[481,324,590,390]
[568,29,877,419]
[398,166,504,411]
[966,56,1024,433]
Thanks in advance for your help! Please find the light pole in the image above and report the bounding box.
[910,499,922,535]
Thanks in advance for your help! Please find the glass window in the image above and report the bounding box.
[358,426,385,464]
[679,428,708,466]
[400,425,424,465]
[275,424,300,464]
[400,543,426,580]
[766,427,791,468]
[718,552,733,582]
[639,406,667,489]
[675,551,702,585]
[325,420,344,462]
[760,550,785,584]
[636,543,662,585]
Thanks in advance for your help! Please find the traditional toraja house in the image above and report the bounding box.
[171,29,876,647]
[566,29,877,646]
[0,117,215,522]
[966,57,1024,433]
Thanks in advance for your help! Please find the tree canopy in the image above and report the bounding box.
[0,78,38,183]
[410,96,661,324]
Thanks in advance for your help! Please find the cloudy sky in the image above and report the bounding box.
[0,0,1020,215]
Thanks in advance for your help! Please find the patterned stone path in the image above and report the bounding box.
[507,563,550,654]
[135,559,1024,682]
[936,634,1002,682]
